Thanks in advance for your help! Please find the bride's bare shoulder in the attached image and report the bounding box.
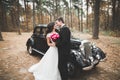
[46,33,51,38]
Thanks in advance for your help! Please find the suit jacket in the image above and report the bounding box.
[56,25,71,56]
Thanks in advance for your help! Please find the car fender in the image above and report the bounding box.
[26,38,34,46]
[30,37,34,45]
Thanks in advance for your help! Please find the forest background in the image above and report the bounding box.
[0,0,120,41]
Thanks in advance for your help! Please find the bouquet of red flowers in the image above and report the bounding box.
[50,33,60,42]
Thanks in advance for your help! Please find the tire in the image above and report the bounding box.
[27,45,33,55]
[67,62,76,77]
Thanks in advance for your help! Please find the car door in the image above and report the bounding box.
[34,27,49,53]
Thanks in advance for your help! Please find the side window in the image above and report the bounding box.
[35,28,40,35]
[42,28,47,35]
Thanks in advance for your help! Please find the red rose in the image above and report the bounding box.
[50,33,59,42]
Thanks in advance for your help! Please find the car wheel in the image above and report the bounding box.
[67,62,76,77]
[27,45,33,55]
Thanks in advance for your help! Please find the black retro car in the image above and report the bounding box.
[26,24,49,55]
[26,24,106,77]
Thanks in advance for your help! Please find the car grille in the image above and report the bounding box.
[83,42,92,59]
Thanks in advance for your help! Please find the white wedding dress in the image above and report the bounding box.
[28,33,61,80]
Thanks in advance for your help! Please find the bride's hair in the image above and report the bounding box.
[46,22,55,35]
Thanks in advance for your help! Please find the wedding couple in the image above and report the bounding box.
[28,17,71,80]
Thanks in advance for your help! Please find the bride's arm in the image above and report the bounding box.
[46,37,55,47]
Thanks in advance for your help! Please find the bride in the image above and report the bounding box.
[28,22,61,80]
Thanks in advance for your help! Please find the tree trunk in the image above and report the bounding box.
[17,0,21,35]
[111,0,116,31]
[116,0,120,31]
[55,0,58,19]
[39,0,42,23]
[86,0,89,29]
[24,0,29,31]
[33,0,36,28]
[106,0,110,30]
[10,10,16,28]
[0,0,3,40]
[78,8,80,31]
[80,1,83,32]
[92,0,101,39]
[1,0,8,31]
[70,0,72,28]
[104,7,107,30]
[37,12,40,23]
[90,1,94,32]
[0,31,3,41]
[53,0,55,20]
[115,0,120,36]
[0,23,3,41]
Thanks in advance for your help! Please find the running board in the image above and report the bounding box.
[32,48,44,56]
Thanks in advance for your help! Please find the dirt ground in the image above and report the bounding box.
[0,32,120,80]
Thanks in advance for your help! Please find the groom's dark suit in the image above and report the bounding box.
[56,25,71,80]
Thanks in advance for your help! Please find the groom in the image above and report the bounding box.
[55,17,71,80]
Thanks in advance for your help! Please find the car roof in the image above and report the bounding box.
[33,24,47,33]
[35,24,47,28]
